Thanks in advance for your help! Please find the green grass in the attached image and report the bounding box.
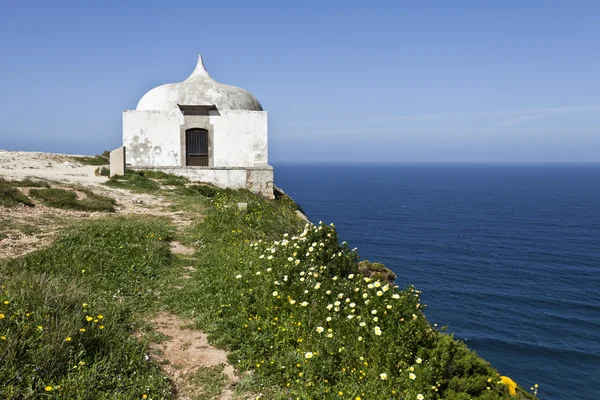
[9,178,51,188]
[105,170,192,191]
[0,178,55,208]
[0,184,33,207]
[137,170,189,187]
[106,171,161,191]
[185,365,228,399]
[0,217,176,399]
[175,184,219,198]
[0,182,539,400]
[71,151,110,166]
[163,190,537,400]
[29,188,116,212]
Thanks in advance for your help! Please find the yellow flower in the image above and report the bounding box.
[0,314,4,319]
[86,316,93,322]
[65,337,71,342]
[45,386,53,391]
[3,301,8,305]
[142,395,148,399]
[97,315,103,319]
[82,303,88,307]
[0,336,6,340]
[80,328,86,332]
[99,325,105,329]
[500,376,517,396]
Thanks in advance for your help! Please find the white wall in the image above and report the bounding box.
[123,109,268,168]
[123,110,183,166]
[212,111,268,167]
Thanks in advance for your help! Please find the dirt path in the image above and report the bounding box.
[149,312,240,400]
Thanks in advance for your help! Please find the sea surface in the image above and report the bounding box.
[273,163,600,400]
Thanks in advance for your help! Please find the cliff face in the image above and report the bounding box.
[0,154,537,399]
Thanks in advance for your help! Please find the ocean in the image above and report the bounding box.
[273,163,600,400]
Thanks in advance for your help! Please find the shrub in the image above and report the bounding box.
[71,151,110,166]
[95,166,110,176]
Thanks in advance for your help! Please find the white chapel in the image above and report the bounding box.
[123,55,273,198]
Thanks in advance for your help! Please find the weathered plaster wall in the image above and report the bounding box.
[212,111,268,167]
[123,110,267,168]
[123,110,183,166]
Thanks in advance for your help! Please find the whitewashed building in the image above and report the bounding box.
[123,55,273,198]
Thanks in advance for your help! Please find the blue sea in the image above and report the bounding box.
[273,163,600,400]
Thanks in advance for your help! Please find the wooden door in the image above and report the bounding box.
[186,129,208,166]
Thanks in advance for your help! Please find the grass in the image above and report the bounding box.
[138,170,189,187]
[0,178,52,207]
[106,171,161,191]
[185,365,228,399]
[71,151,110,166]
[0,217,176,399]
[0,180,539,400]
[175,184,219,198]
[29,188,116,212]
[105,170,190,192]
[162,190,537,400]
[0,184,33,207]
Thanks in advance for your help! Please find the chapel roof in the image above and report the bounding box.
[136,55,263,112]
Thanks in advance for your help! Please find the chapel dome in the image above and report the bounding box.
[136,55,263,111]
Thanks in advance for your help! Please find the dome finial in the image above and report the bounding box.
[188,54,211,79]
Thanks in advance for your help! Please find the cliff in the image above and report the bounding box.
[0,151,538,399]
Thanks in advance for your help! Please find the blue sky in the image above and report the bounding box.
[0,1,599,162]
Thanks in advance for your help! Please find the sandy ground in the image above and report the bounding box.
[0,150,106,185]
[0,150,185,258]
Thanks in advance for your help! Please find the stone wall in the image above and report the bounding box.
[133,165,274,199]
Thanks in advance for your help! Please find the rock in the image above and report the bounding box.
[357,260,397,283]
[237,202,247,211]
[295,210,310,223]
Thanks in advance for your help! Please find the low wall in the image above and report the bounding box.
[133,165,274,199]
